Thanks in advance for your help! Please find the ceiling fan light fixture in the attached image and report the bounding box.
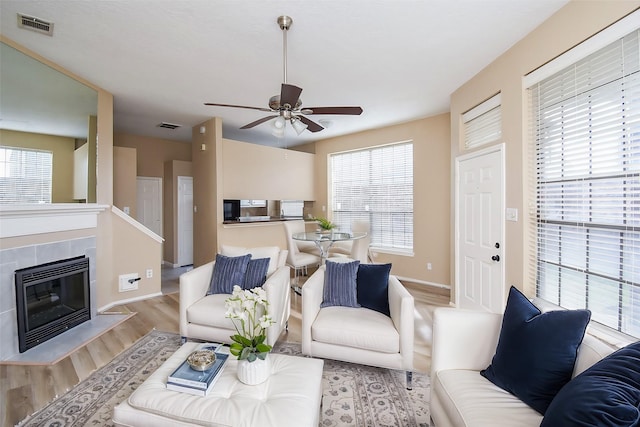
[273,116,286,129]
[291,118,308,135]
[272,125,285,138]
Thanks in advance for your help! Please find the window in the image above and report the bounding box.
[0,146,52,204]
[530,28,640,338]
[330,142,413,253]
[463,93,502,149]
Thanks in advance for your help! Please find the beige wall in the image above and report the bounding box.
[113,146,137,217]
[312,114,451,286]
[222,139,315,200]
[100,210,163,306]
[218,222,289,251]
[449,1,640,303]
[0,129,75,203]
[113,133,192,178]
[192,118,223,267]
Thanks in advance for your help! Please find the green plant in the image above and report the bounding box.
[224,285,275,362]
[314,217,336,230]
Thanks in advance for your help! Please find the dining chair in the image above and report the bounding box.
[330,219,371,263]
[282,220,321,292]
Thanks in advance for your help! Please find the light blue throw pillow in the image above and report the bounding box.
[321,260,361,308]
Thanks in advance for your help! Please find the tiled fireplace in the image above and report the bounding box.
[0,236,97,361]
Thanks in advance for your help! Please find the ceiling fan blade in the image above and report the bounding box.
[280,84,303,108]
[305,106,363,115]
[204,102,272,112]
[298,115,324,132]
[240,115,280,129]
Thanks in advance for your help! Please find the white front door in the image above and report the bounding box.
[177,176,193,266]
[136,177,162,237]
[456,145,505,312]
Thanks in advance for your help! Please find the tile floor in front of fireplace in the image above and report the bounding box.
[2,313,132,365]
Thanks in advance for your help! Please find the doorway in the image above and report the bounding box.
[455,144,505,312]
[177,176,194,267]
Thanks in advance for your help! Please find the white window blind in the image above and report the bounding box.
[0,146,52,204]
[530,28,640,338]
[463,93,502,149]
[330,142,413,253]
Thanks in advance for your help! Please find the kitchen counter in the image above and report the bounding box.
[223,216,307,225]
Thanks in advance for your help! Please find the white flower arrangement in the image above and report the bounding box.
[224,285,275,362]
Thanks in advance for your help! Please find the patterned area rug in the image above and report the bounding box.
[18,330,430,427]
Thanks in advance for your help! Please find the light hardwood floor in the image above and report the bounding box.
[1,268,448,427]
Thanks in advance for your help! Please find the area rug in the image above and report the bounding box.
[18,330,430,426]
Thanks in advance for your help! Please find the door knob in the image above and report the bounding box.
[491,255,500,262]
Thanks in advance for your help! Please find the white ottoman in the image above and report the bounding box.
[113,342,324,427]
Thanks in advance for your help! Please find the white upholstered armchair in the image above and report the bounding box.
[301,265,415,387]
[179,246,290,346]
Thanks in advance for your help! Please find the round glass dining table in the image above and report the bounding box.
[292,231,367,264]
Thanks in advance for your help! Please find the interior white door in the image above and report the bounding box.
[177,176,193,266]
[136,177,162,237]
[456,145,505,312]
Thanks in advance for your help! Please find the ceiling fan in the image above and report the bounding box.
[204,15,363,136]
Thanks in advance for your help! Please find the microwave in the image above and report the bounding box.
[223,199,240,221]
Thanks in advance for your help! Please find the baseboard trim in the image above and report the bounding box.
[98,292,163,313]
[394,275,450,290]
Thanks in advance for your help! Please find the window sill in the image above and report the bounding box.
[369,247,414,257]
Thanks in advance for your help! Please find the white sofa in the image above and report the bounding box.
[430,307,617,427]
[301,265,414,384]
[179,247,290,347]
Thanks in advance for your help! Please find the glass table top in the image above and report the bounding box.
[292,231,367,242]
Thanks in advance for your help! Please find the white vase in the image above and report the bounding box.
[236,355,271,385]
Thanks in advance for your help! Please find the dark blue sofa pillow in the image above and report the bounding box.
[480,286,591,415]
[356,263,392,316]
[208,253,251,294]
[321,259,360,308]
[541,340,640,427]
[242,257,270,290]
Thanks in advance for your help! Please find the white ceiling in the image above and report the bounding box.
[0,0,569,147]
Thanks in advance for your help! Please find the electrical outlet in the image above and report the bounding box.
[146,269,153,279]
[427,263,432,270]
[119,273,140,292]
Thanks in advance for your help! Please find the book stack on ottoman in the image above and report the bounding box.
[166,343,228,396]
[113,342,324,427]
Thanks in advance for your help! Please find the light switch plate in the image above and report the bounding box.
[506,208,518,222]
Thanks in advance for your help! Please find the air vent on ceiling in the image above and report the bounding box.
[157,122,181,130]
[17,13,54,36]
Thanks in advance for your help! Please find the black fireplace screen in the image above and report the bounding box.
[15,256,90,353]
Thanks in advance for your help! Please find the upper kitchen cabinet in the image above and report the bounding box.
[222,139,314,201]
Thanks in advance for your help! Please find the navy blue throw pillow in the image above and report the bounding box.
[480,286,591,415]
[541,341,640,427]
[356,263,392,316]
[242,257,270,290]
[208,254,251,295]
[321,260,360,308]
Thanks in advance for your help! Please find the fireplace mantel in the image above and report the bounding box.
[0,204,109,238]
